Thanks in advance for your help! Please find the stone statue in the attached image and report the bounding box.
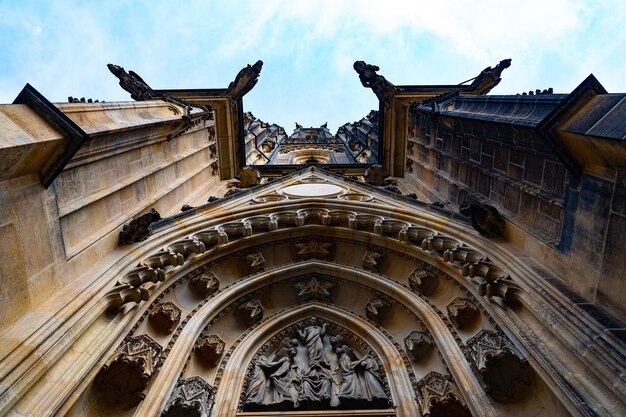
[225,60,263,102]
[337,345,386,402]
[246,347,300,407]
[107,64,156,101]
[353,61,398,106]
[298,318,327,366]
[469,59,512,95]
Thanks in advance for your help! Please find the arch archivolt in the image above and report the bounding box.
[55,200,597,417]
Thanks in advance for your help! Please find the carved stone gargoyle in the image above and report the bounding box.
[447,297,479,330]
[365,296,392,324]
[235,299,264,327]
[225,60,263,102]
[364,164,388,186]
[107,64,156,101]
[353,61,398,107]
[119,208,161,245]
[238,167,261,188]
[459,202,505,238]
[417,372,471,417]
[466,330,533,402]
[149,302,181,334]
[162,376,214,417]
[94,335,162,409]
[189,271,220,298]
[404,330,434,362]
[195,334,225,367]
[408,269,438,296]
[469,58,512,95]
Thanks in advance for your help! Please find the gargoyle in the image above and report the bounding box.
[107,64,156,101]
[353,61,398,106]
[225,60,263,102]
[119,208,161,244]
[459,202,505,238]
[469,59,512,95]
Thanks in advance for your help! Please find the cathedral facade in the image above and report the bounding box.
[0,59,624,417]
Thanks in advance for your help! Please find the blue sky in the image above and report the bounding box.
[0,0,624,132]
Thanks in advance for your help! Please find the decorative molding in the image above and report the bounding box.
[235,299,264,327]
[446,297,479,330]
[417,372,470,417]
[404,330,434,362]
[362,251,382,271]
[365,296,392,324]
[149,302,181,334]
[94,335,162,409]
[408,269,438,296]
[246,252,266,272]
[162,376,214,417]
[466,330,533,402]
[195,334,226,367]
[295,240,333,259]
[292,276,336,302]
[190,271,220,298]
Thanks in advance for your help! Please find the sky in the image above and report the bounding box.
[0,0,624,132]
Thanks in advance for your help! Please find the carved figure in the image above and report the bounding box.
[298,318,327,365]
[225,60,263,102]
[292,276,336,302]
[337,345,386,402]
[365,296,392,324]
[107,64,156,101]
[353,61,398,106]
[459,202,505,238]
[247,346,301,408]
[469,59,512,95]
[362,250,382,271]
[119,208,161,245]
[235,299,264,326]
[408,269,438,295]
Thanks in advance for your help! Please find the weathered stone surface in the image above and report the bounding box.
[195,334,225,367]
[364,164,389,186]
[466,330,533,402]
[417,372,470,417]
[119,208,161,245]
[238,167,261,188]
[459,202,505,238]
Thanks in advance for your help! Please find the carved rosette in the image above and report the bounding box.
[446,297,479,329]
[295,240,333,259]
[246,252,265,272]
[235,299,264,326]
[417,372,470,417]
[365,296,392,324]
[362,250,382,271]
[466,330,533,402]
[195,334,226,367]
[149,302,181,334]
[408,269,438,295]
[291,276,336,302]
[190,271,220,298]
[94,335,162,408]
[162,376,214,417]
[404,330,434,362]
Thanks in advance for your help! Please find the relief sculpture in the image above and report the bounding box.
[244,318,388,411]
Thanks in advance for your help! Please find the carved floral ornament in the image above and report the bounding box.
[417,372,471,417]
[162,376,214,417]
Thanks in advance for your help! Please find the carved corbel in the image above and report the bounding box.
[417,372,471,417]
[162,376,214,417]
[149,302,181,334]
[168,238,206,259]
[362,250,382,271]
[121,265,166,287]
[404,330,434,362]
[143,248,185,269]
[365,296,392,324]
[235,299,264,327]
[466,330,533,402]
[462,260,518,303]
[95,335,162,408]
[190,271,220,298]
[446,298,479,330]
[408,269,438,296]
[106,286,150,311]
[195,334,226,367]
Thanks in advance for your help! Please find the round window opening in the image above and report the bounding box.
[281,183,345,198]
